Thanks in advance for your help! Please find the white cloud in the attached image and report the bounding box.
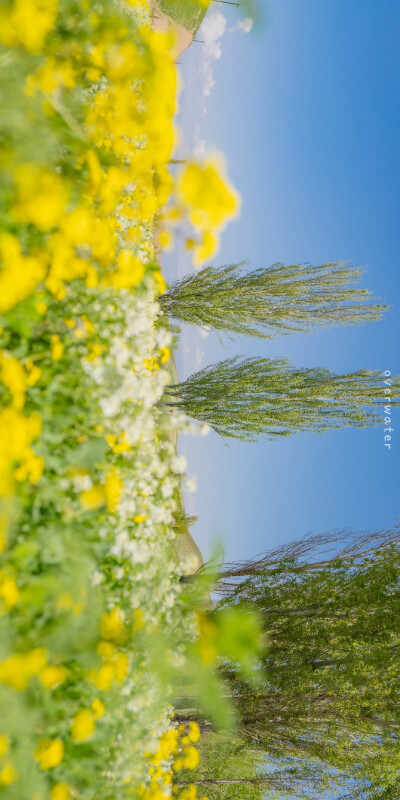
[178,11,253,155]
[194,344,205,370]
[233,17,253,35]
[199,11,227,99]
[199,326,211,338]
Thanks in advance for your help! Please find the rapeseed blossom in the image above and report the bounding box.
[71,710,96,742]
[12,163,68,231]
[0,0,58,53]
[178,159,239,231]
[0,0,233,795]
[35,739,64,770]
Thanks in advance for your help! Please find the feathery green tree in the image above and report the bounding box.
[163,356,399,441]
[159,262,388,338]
[215,521,400,589]
[178,525,400,797]
[214,539,400,788]
[176,731,397,800]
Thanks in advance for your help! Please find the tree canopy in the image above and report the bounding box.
[159,261,388,338]
[215,534,400,788]
[164,356,399,441]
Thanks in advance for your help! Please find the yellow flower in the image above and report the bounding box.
[0,735,9,756]
[153,270,166,295]
[103,251,145,289]
[111,434,131,454]
[40,664,68,689]
[89,663,114,691]
[182,746,200,770]
[113,652,129,683]
[12,164,68,231]
[25,648,48,675]
[0,0,58,53]
[159,346,171,364]
[133,514,148,524]
[91,699,105,719]
[178,787,199,800]
[0,518,9,553]
[0,763,17,786]
[178,159,240,231]
[0,574,20,613]
[0,656,26,689]
[50,783,70,800]
[97,641,115,660]
[15,450,45,484]
[51,335,64,361]
[165,204,183,224]
[187,722,200,743]
[0,352,26,409]
[82,316,94,333]
[26,364,42,386]
[80,485,105,511]
[0,648,46,690]
[0,234,47,313]
[193,231,218,267]
[34,739,64,770]
[132,608,143,634]
[35,300,48,315]
[125,0,149,8]
[104,469,123,512]
[100,607,125,641]
[158,229,174,252]
[0,407,42,495]
[30,58,76,95]
[71,710,95,743]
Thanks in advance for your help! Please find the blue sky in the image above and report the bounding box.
[163,0,400,564]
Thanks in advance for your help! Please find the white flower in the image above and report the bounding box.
[91,570,104,586]
[170,455,187,474]
[72,473,92,492]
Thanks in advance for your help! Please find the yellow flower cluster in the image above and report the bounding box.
[35,738,64,770]
[79,469,124,512]
[0,647,69,692]
[0,0,58,54]
[12,163,68,231]
[0,734,17,787]
[138,722,207,800]
[0,407,43,495]
[0,351,27,409]
[0,572,20,616]
[89,639,129,691]
[164,158,240,265]
[0,233,47,314]
[0,0,239,794]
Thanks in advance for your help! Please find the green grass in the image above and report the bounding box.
[155,0,208,34]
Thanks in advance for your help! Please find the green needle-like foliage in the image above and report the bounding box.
[215,521,400,589]
[159,261,388,338]
[164,356,399,441]
[216,542,400,787]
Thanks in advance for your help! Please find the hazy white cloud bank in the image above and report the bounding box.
[200,11,227,99]
[179,10,253,156]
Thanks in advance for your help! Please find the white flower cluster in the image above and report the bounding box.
[79,279,203,789]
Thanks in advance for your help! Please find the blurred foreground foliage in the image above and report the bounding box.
[0,0,258,797]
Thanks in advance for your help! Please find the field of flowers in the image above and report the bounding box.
[0,0,253,798]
